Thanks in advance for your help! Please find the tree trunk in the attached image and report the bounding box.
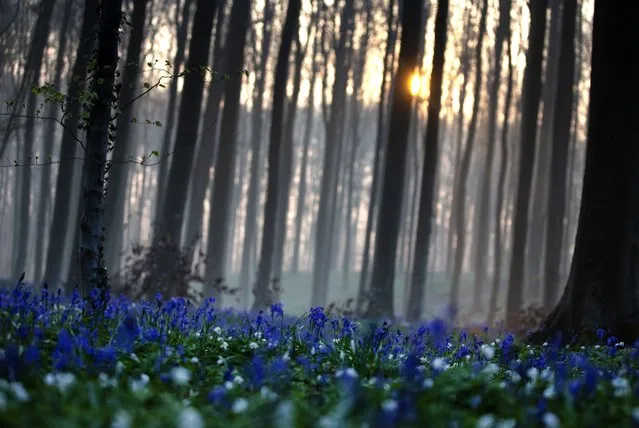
[203,0,250,302]
[311,0,355,307]
[526,0,562,296]
[34,0,74,283]
[79,0,123,293]
[157,0,218,242]
[155,0,194,222]
[543,0,577,309]
[252,0,301,311]
[43,0,98,290]
[505,0,547,327]
[356,0,395,314]
[103,0,150,273]
[488,11,513,327]
[406,0,449,322]
[183,0,229,249]
[239,0,275,308]
[450,0,488,315]
[529,0,639,344]
[366,0,422,318]
[472,0,510,315]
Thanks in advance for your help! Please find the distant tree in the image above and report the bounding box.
[543,0,578,309]
[252,0,302,312]
[366,0,423,318]
[203,0,251,302]
[505,0,548,327]
[449,0,488,316]
[156,0,218,244]
[103,0,151,273]
[529,0,639,344]
[43,0,99,291]
[406,0,449,322]
[79,0,123,293]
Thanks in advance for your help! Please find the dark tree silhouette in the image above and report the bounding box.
[530,0,639,344]
[252,0,302,311]
[366,0,423,318]
[80,0,123,292]
[406,0,449,322]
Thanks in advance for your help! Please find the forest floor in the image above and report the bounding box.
[0,283,637,427]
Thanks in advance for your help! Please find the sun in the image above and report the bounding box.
[409,70,421,97]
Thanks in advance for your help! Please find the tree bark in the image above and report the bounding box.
[529,0,639,344]
[252,0,301,311]
[80,0,123,293]
[505,0,547,327]
[406,0,449,322]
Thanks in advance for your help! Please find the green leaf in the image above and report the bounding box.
[143,82,151,89]
[154,120,162,127]
[151,150,160,158]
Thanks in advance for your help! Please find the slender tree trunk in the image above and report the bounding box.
[543,0,577,309]
[157,0,218,241]
[530,0,639,344]
[488,16,513,326]
[34,0,74,283]
[505,0,547,327]
[356,0,395,313]
[473,0,510,315]
[450,0,488,315]
[184,0,229,248]
[239,1,275,308]
[366,0,422,318]
[103,0,150,273]
[155,0,194,221]
[527,0,562,296]
[406,0,449,322]
[252,0,302,311]
[203,0,250,303]
[80,0,123,293]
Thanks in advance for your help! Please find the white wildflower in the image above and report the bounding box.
[482,363,500,377]
[213,327,222,335]
[111,409,132,428]
[220,341,229,351]
[527,367,539,382]
[632,407,639,423]
[431,357,447,371]
[224,381,234,390]
[45,372,76,394]
[232,398,249,414]
[282,352,291,362]
[381,399,398,413]
[190,357,199,364]
[217,356,225,365]
[275,400,295,427]
[249,342,259,350]
[177,407,203,428]
[496,419,517,428]
[612,377,631,397]
[422,378,434,389]
[542,412,560,428]
[115,361,125,375]
[480,344,495,360]
[233,375,244,384]
[170,367,191,386]
[543,385,557,399]
[477,414,496,428]
[130,353,140,363]
[9,382,29,402]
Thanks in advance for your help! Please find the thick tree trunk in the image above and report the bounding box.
[543,0,577,309]
[203,0,250,303]
[406,0,449,322]
[34,0,74,283]
[252,0,301,311]
[366,0,422,318]
[155,0,193,221]
[472,0,510,315]
[505,0,547,327]
[450,0,488,315]
[80,0,123,293]
[103,0,150,273]
[529,0,639,344]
